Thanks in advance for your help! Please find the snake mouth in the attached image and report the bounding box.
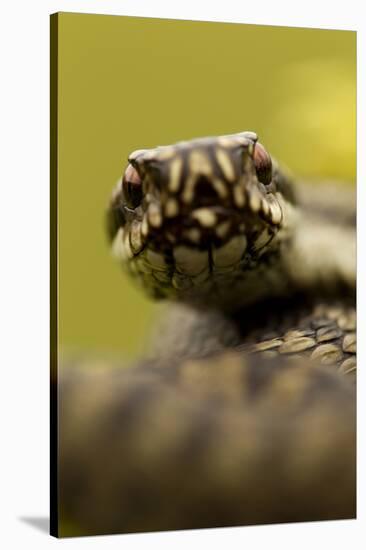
[110,188,284,266]
[140,187,283,252]
[109,188,285,295]
[113,195,284,300]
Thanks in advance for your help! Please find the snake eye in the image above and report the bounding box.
[253,142,272,185]
[122,164,143,208]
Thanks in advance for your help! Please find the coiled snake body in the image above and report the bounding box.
[58,132,356,536]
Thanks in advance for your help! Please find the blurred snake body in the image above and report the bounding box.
[59,132,356,536]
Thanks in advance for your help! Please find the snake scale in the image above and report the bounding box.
[58,132,356,536]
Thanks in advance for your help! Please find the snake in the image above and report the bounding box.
[57,131,356,537]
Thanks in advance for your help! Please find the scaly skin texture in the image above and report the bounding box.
[59,344,355,536]
[57,133,356,536]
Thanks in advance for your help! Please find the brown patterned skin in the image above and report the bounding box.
[59,342,355,536]
[58,298,356,536]
[57,133,356,536]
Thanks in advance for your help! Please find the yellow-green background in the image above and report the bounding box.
[57,13,356,359]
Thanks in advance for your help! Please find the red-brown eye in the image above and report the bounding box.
[122,164,143,208]
[253,142,272,185]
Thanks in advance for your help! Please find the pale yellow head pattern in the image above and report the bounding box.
[107,131,297,310]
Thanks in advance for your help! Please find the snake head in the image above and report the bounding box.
[107,131,296,307]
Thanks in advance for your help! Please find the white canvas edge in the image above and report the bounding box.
[0,1,364,549]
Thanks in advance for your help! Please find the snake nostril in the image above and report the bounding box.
[193,176,220,207]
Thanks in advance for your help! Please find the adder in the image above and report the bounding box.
[57,131,356,536]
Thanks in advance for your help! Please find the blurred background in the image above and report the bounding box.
[57,14,356,359]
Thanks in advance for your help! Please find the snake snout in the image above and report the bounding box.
[189,175,222,207]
